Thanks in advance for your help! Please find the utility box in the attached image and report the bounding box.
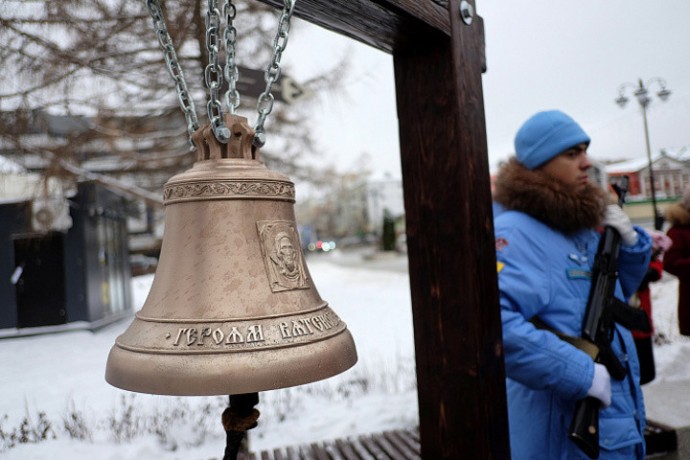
[0,181,132,335]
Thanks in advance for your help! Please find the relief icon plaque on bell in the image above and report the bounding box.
[258,220,308,292]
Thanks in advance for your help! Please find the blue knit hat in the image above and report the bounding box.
[514,110,591,169]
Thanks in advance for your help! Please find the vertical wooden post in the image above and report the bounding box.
[393,1,509,458]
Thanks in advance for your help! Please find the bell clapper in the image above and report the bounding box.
[222,393,260,460]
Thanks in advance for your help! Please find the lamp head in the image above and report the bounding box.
[657,87,671,101]
[615,94,629,108]
[634,86,650,107]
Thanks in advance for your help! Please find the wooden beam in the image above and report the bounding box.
[393,1,509,458]
[254,0,449,53]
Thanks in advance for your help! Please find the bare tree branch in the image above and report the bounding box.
[1,0,351,201]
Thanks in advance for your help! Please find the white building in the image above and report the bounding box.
[605,151,690,200]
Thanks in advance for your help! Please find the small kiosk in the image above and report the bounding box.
[0,180,132,335]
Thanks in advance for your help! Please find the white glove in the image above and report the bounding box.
[587,363,612,408]
[603,204,638,246]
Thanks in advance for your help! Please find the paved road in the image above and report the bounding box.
[309,248,409,273]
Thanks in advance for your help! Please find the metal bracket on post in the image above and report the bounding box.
[459,1,473,25]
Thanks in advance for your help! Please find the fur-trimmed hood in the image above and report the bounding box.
[493,158,607,233]
[665,202,690,226]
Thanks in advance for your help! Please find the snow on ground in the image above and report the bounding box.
[646,272,690,381]
[0,252,418,459]
[1,250,689,459]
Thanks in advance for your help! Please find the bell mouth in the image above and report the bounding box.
[105,326,357,396]
[115,303,348,355]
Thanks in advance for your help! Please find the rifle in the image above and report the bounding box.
[568,176,652,459]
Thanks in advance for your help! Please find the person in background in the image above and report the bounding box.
[663,188,690,336]
[629,230,673,384]
[493,110,652,459]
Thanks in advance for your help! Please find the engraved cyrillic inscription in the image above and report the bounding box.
[171,325,266,347]
[148,307,346,353]
[226,327,244,344]
[246,324,265,342]
[279,311,340,339]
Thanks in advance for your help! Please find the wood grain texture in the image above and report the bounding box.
[393,0,509,458]
[253,0,449,53]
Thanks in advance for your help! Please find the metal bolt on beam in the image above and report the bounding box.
[460,1,473,25]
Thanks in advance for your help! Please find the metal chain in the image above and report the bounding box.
[205,0,230,142]
[145,0,296,148]
[145,0,200,148]
[253,0,296,148]
[223,0,240,115]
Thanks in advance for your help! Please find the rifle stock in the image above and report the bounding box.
[569,396,602,459]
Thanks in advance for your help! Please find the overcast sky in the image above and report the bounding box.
[283,0,690,178]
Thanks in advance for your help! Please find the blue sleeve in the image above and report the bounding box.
[496,222,593,401]
[617,226,652,298]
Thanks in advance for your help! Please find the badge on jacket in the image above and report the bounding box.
[566,268,591,279]
[496,237,509,251]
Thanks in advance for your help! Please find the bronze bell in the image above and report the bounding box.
[105,115,357,396]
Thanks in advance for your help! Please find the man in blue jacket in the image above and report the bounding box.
[493,110,651,459]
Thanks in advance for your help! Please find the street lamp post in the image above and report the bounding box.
[615,78,671,230]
